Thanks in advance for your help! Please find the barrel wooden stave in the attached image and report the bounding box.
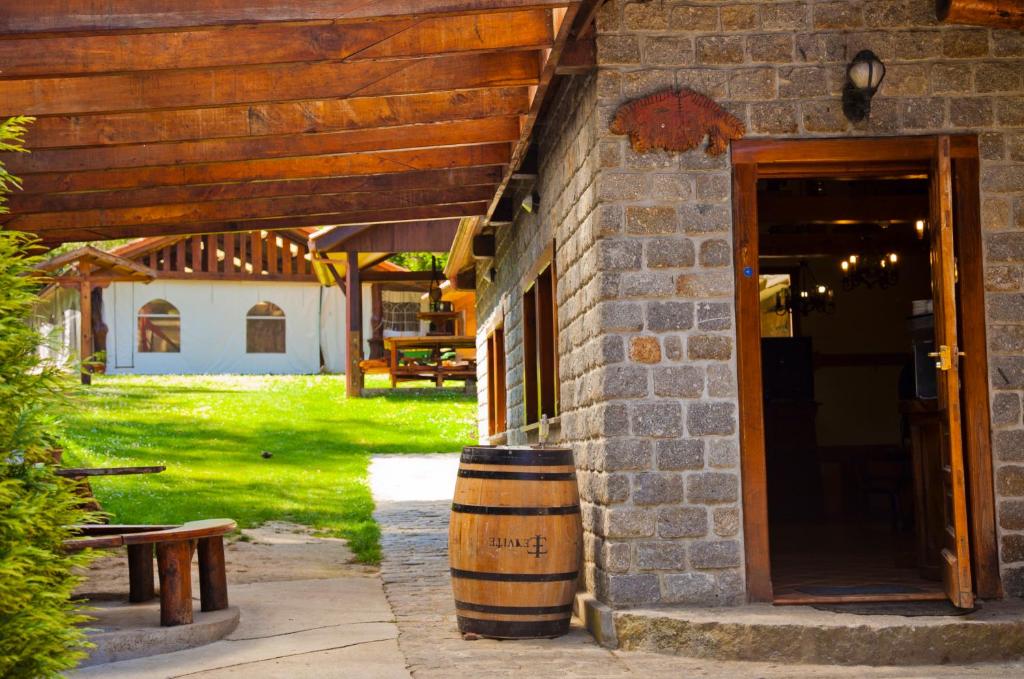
[449,446,581,639]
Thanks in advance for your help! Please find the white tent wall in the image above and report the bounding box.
[320,284,346,374]
[31,286,80,369]
[104,279,322,375]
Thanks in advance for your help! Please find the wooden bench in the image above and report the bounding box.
[65,519,236,626]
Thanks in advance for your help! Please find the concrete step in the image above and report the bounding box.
[612,600,1024,666]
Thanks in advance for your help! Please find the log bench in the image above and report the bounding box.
[65,519,236,626]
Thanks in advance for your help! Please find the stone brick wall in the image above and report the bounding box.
[478,0,1024,608]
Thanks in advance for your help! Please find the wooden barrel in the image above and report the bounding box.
[449,445,581,639]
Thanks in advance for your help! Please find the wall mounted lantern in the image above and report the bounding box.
[842,50,886,122]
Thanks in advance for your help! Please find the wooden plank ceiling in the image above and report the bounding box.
[0,0,590,246]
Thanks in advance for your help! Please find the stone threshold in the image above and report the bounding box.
[578,597,1024,666]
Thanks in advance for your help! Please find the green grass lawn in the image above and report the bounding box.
[60,374,476,563]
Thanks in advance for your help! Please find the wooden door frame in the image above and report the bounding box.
[731,135,1002,603]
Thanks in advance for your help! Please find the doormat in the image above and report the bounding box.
[811,601,977,617]
[796,584,924,596]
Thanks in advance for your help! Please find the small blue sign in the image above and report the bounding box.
[743,266,754,278]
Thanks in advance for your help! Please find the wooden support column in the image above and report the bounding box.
[127,544,155,603]
[370,283,384,360]
[345,251,364,397]
[197,536,229,612]
[155,540,194,626]
[78,261,93,385]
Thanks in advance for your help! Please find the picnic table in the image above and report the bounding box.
[384,335,477,388]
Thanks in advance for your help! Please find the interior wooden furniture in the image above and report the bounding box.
[732,135,1001,607]
[384,335,477,388]
[65,519,236,626]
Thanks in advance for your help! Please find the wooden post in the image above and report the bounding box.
[156,540,194,626]
[345,251,364,397]
[370,283,384,359]
[78,261,93,386]
[197,536,229,611]
[127,544,155,603]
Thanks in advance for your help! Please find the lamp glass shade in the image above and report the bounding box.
[849,59,873,89]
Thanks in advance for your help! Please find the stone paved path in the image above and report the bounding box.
[372,454,1024,679]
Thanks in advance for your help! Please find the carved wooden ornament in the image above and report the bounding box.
[609,88,745,157]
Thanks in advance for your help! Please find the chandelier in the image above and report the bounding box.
[840,251,899,290]
[772,261,836,316]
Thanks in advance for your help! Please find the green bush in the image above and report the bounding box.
[0,117,98,677]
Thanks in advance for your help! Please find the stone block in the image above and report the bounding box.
[778,66,828,99]
[601,438,654,472]
[700,237,733,266]
[989,294,1024,322]
[689,540,742,569]
[636,541,688,571]
[598,172,649,201]
[688,335,733,361]
[721,5,759,31]
[626,206,678,235]
[621,271,675,298]
[997,465,1024,497]
[657,439,705,471]
[987,232,1024,261]
[950,97,994,127]
[930,62,973,94]
[696,174,730,203]
[650,174,694,201]
[707,363,737,398]
[658,507,708,539]
[653,365,705,398]
[696,36,744,65]
[802,101,850,133]
[747,34,794,63]
[597,238,644,270]
[668,4,719,31]
[632,401,684,438]
[729,67,777,101]
[901,99,945,129]
[943,29,990,58]
[645,237,696,268]
[643,36,694,66]
[647,301,695,332]
[813,1,863,29]
[708,439,739,469]
[749,102,799,134]
[996,429,1024,462]
[983,165,1024,193]
[664,335,684,361]
[598,302,644,332]
[686,471,740,504]
[994,30,1024,57]
[992,324,1024,353]
[601,539,632,573]
[997,96,1024,127]
[633,472,685,506]
[992,392,1021,428]
[629,336,662,364]
[676,271,733,298]
[992,356,1024,389]
[623,2,669,30]
[976,62,1023,93]
[661,571,718,604]
[1002,535,1024,563]
[986,266,1024,293]
[679,203,732,233]
[601,365,649,399]
[687,402,737,436]
[698,302,733,330]
[884,64,930,96]
[762,2,808,30]
[713,507,741,537]
[604,506,656,539]
[600,573,661,606]
[1000,499,1024,530]
[598,35,642,65]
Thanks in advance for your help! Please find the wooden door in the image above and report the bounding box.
[928,136,974,609]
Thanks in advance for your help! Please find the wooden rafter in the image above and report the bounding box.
[0,0,598,245]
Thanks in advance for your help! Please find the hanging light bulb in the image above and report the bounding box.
[915,220,926,239]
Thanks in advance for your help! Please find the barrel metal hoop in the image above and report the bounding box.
[451,503,580,516]
[454,600,574,615]
[456,616,571,639]
[450,568,579,582]
[457,469,577,481]
[461,447,574,467]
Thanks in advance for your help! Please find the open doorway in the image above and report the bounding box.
[757,177,947,603]
[731,136,1002,607]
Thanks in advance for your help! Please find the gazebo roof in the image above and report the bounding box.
[0,2,599,247]
[35,245,157,283]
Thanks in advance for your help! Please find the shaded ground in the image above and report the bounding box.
[61,374,476,561]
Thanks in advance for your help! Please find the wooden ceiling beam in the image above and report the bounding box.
[23,88,530,150]
[17,143,510,194]
[758,193,929,225]
[2,1,577,35]
[322,220,461,253]
[0,50,542,117]
[9,185,499,232]
[36,204,490,245]
[8,166,504,215]
[0,11,553,78]
[8,117,522,174]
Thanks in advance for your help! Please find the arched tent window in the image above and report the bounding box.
[246,302,286,353]
[138,299,180,353]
